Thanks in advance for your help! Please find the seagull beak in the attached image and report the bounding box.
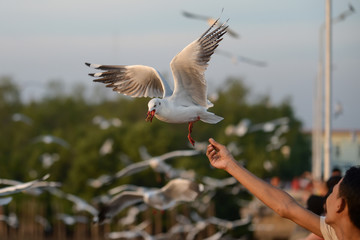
[146,110,155,122]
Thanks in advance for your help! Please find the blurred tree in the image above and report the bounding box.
[0,76,311,231]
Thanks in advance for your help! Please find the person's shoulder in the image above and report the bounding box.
[319,216,338,240]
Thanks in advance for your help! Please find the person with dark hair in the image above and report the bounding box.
[331,167,342,177]
[206,138,360,240]
[297,175,343,240]
[306,175,343,216]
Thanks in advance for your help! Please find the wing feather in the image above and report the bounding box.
[170,19,227,107]
[98,191,144,223]
[86,63,173,98]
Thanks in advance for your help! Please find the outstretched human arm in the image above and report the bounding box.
[206,138,322,237]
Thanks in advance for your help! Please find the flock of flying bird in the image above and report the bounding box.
[1,11,300,239]
[0,145,252,239]
[2,109,290,239]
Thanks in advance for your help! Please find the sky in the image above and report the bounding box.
[0,0,359,130]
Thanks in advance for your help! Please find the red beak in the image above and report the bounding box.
[146,110,155,122]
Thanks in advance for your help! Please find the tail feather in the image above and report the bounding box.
[200,112,223,124]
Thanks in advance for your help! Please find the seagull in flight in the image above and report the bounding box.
[86,19,227,146]
[97,178,204,224]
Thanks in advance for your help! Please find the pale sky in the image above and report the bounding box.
[0,0,359,130]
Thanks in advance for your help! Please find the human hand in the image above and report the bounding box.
[206,138,235,170]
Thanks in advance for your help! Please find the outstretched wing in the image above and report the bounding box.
[169,19,228,107]
[98,191,144,224]
[161,178,202,202]
[86,63,173,98]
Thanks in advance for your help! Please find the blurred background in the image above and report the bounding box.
[0,0,359,239]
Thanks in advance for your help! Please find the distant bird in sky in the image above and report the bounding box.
[97,178,204,224]
[182,10,240,38]
[86,19,227,146]
[334,101,343,119]
[215,49,267,67]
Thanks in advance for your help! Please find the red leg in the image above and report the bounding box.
[187,117,200,146]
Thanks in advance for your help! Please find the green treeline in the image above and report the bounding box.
[0,75,310,210]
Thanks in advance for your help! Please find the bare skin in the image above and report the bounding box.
[206,138,322,237]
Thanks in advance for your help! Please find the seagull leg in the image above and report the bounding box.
[188,117,200,146]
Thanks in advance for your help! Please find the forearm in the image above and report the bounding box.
[225,159,296,217]
[206,138,321,236]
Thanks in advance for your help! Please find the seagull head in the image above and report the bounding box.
[146,98,161,122]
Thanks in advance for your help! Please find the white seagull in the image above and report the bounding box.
[87,149,200,188]
[0,174,52,197]
[86,20,227,145]
[97,178,204,224]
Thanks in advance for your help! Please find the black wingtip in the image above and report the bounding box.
[85,62,91,67]
[97,206,108,225]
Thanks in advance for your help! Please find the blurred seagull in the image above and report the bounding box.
[0,174,51,196]
[0,213,19,229]
[66,193,99,217]
[118,204,148,226]
[92,115,122,129]
[215,49,267,67]
[334,101,343,119]
[108,184,150,196]
[39,153,60,168]
[99,138,114,156]
[11,113,33,125]
[206,215,251,229]
[88,149,200,188]
[202,231,225,240]
[107,221,152,240]
[249,117,289,133]
[35,215,53,233]
[202,176,237,190]
[86,19,228,146]
[138,146,196,179]
[46,188,99,217]
[0,197,12,206]
[0,177,61,196]
[97,178,204,224]
[31,134,70,148]
[56,213,88,225]
[225,118,251,137]
[182,10,240,38]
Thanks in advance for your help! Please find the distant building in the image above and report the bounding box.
[331,130,360,175]
[306,129,360,179]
